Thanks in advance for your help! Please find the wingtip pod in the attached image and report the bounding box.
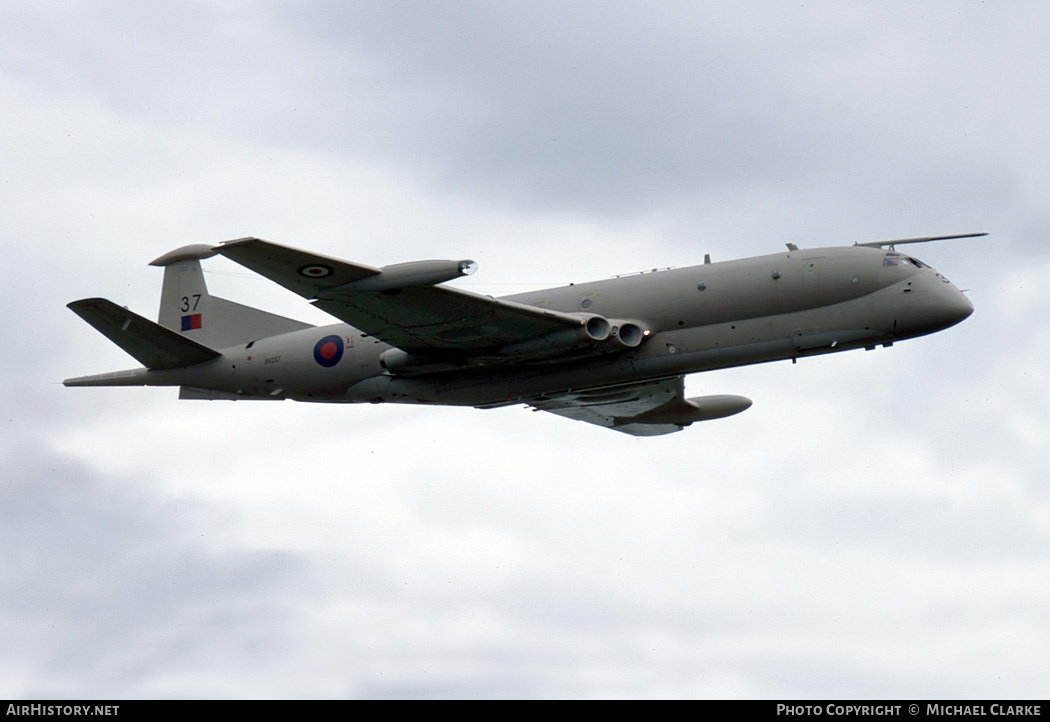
[330,259,479,293]
[627,394,753,426]
[214,237,476,294]
[683,394,753,421]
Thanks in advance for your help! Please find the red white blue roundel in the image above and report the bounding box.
[313,335,344,367]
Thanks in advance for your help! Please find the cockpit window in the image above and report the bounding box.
[883,253,927,269]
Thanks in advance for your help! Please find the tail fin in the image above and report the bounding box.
[67,298,220,370]
[150,243,314,349]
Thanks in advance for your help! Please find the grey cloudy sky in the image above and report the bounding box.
[2,1,1048,699]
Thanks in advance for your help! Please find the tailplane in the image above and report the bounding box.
[67,298,220,371]
[150,243,314,349]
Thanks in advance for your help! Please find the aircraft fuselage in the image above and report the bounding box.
[106,245,972,408]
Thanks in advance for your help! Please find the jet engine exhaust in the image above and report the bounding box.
[608,321,645,348]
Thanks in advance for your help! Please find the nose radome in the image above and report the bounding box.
[939,287,974,328]
[950,289,974,323]
[893,277,974,339]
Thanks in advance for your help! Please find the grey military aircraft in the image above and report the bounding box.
[65,233,979,436]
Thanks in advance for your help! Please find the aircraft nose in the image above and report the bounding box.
[928,284,973,331]
[895,278,974,338]
[942,287,974,326]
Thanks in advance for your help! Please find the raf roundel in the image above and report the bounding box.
[297,263,334,279]
[313,335,344,368]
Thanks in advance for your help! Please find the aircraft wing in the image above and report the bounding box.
[526,377,752,436]
[215,238,591,353]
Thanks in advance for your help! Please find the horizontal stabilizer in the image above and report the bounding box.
[68,298,221,370]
